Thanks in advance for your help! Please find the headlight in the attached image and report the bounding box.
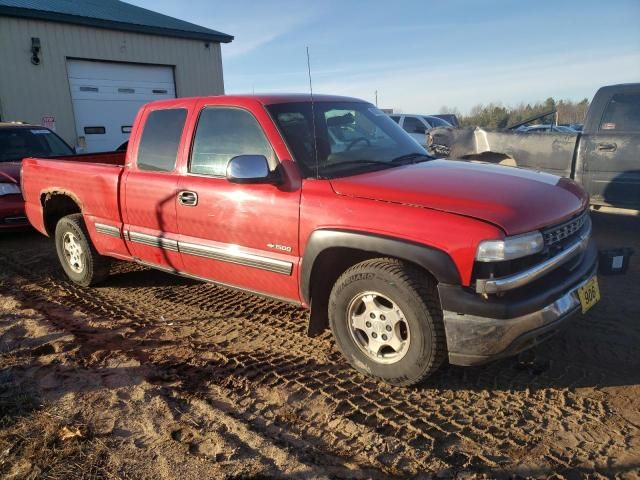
[0,183,21,196]
[476,231,544,262]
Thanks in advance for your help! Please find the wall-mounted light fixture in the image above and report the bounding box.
[31,37,41,65]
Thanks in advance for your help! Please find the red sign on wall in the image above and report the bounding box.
[42,115,56,131]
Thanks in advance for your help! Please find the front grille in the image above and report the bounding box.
[543,210,588,246]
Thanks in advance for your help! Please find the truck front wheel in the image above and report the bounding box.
[54,214,110,287]
[328,258,447,386]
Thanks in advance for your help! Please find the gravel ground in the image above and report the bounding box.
[0,209,638,479]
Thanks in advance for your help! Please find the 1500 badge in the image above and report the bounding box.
[267,243,292,253]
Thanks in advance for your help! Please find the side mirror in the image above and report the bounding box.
[226,155,281,185]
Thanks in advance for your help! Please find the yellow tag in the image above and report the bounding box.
[577,276,600,314]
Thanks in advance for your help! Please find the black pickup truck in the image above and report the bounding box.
[428,83,640,210]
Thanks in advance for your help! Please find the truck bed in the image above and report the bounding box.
[45,150,126,166]
[21,151,126,237]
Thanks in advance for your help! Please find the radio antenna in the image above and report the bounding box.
[306,46,320,179]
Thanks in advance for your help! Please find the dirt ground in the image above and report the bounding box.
[0,210,639,479]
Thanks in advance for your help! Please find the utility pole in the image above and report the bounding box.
[375,90,378,107]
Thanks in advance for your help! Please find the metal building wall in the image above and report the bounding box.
[0,16,225,146]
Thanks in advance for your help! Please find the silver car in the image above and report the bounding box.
[388,114,452,147]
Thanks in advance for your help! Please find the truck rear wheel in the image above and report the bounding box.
[54,214,110,287]
[328,258,447,387]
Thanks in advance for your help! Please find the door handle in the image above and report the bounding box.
[178,190,198,206]
[597,142,617,152]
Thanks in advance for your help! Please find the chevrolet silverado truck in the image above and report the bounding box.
[21,94,599,386]
[427,83,640,210]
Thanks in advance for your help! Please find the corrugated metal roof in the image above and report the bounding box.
[0,0,233,43]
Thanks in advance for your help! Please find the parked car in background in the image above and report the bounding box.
[428,83,640,210]
[0,123,74,230]
[389,114,452,147]
[22,94,598,386]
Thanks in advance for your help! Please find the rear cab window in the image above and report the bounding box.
[137,108,187,172]
[600,93,640,132]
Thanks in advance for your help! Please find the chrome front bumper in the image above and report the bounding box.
[444,262,597,366]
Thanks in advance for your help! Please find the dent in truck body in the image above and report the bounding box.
[443,236,598,365]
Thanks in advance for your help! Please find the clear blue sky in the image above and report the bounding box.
[129,0,640,114]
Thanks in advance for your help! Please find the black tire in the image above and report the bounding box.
[54,214,110,287]
[328,258,447,387]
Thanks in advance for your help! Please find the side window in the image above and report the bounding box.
[137,108,187,172]
[402,116,426,134]
[600,93,640,132]
[190,107,275,176]
[425,116,448,127]
[389,115,401,124]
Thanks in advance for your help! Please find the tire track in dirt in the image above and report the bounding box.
[1,261,433,475]
[1,239,639,477]
[1,253,414,476]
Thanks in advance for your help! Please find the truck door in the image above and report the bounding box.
[122,107,188,271]
[579,91,640,209]
[176,104,301,301]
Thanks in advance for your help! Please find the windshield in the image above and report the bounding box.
[0,127,73,162]
[267,101,429,178]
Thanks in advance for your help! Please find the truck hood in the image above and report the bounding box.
[330,160,588,235]
[0,162,20,184]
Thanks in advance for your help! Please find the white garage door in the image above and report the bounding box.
[67,60,175,153]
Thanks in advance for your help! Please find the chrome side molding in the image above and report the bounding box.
[95,222,121,238]
[123,230,293,276]
[128,231,179,252]
[476,218,592,295]
[179,241,293,275]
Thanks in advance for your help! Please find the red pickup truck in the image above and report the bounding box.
[22,94,599,386]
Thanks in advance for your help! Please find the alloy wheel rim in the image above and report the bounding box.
[346,291,411,364]
[62,231,84,274]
